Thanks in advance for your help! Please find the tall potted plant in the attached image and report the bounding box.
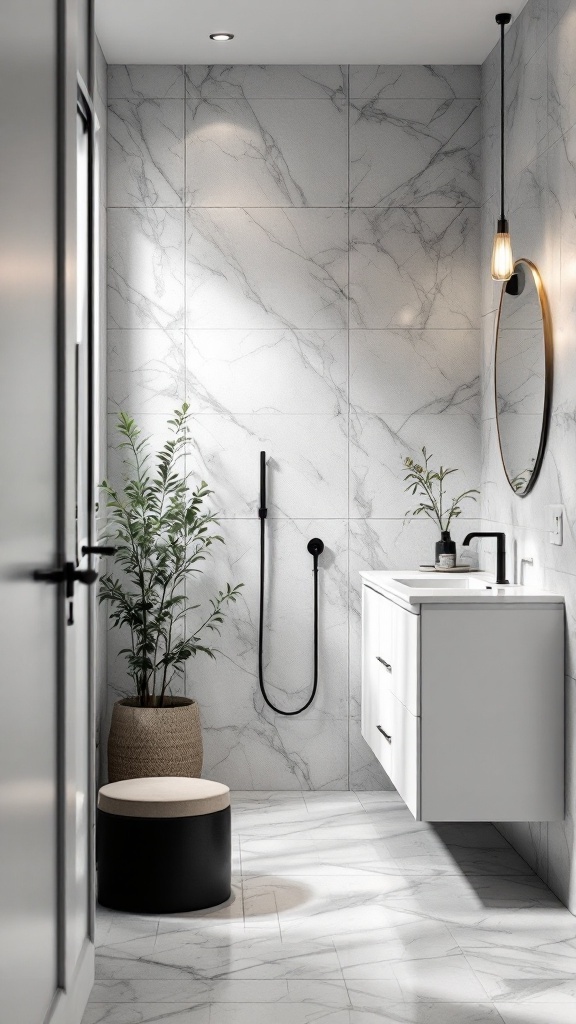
[403,447,479,568]
[99,404,242,782]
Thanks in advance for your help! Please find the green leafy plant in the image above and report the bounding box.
[402,446,479,532]
[99,404,242,707]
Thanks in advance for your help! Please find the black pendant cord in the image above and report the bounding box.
[497,13,512,227]
[257,452,321,716]
[500,19,505,221]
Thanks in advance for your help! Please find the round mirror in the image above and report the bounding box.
[494,258,552,496]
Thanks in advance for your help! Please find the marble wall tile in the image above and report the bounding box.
[349,329,479,418]
[549,0,574,33]
[108,65,184,100]
[186,208,348,330]
[108,99,184,207]
[506,40,549,182]
[349,412,480,519]
[480,0,576,906]
[108,207,184,329]
[349,66,480,101]
[185,65,348,101]
[185,329,347,417]
[547,5,576,141]
[349,98,480,208]
[107,63,481,792]
[186,98,347,207]
[107,411,348,519]
[187,517,349,790]
[349,207,480,329]
[107,330,185,414]
[185,413,348,518]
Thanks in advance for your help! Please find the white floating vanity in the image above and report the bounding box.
[361,571,564,822]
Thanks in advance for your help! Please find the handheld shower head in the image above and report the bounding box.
[307,538,324,558]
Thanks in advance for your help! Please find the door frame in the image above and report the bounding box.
[47,2,96,1021]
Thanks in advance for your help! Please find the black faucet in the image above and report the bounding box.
[462,532,508,585]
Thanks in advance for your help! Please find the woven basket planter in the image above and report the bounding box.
[108,696,203,783]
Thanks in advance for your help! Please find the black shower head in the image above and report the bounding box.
[307,538,324,558]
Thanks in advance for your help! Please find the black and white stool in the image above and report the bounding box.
[97,776,231,913]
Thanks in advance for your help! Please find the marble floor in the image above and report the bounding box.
[85,791,576,1024]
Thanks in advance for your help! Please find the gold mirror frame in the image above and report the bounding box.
[494,258,553,497]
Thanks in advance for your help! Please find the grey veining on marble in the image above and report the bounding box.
[108,99,184,207]
[185,329,347,416]
[84,792,576,1024]
[349,329,479,417]
[108,207,184,329]
[108,64,185,100]
[349,207,480,329]
[349,65,481,101]
[349,411,480,519]
[185,65,348,101]
[186,97,347,207]
[350,98,480,207]
[186,208,348,330]
[106,61,481,793]
[479,0,576,914]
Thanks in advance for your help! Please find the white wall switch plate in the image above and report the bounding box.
[547,505,564,545]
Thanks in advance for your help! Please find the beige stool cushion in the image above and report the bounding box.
[98,777,230,819]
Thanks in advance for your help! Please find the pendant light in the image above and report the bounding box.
[491,12,514,281]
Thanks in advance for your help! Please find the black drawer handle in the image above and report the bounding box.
[377,725,392,744]
[376,656,392,671]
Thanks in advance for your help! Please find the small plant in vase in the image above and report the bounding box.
[402,447,479,569]
[99,404,242,782]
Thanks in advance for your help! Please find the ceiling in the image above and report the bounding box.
[96,0,529,66]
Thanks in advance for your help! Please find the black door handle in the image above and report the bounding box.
[376,656,392,671]
[34,561,98,597]
[377,725,392,744]
[81,545,117,556]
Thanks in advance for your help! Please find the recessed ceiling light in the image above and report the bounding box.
[209,32,234,41]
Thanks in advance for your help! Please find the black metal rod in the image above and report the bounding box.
[259,450,267,518]
[496,13,512,222]
[500,20,505,220]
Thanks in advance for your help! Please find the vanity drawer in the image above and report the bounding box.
[373,593,419,716]
[389,693,419,818]
[372,687,394,777]
[389,602,419,715]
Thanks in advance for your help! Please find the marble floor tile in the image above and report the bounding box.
[497,1005,576,1023]
[207,1005,351,1024]
[90,792,574,1024]
[83,1006,208,1024]
[347,1003,503,1024]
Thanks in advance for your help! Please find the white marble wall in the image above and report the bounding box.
[107,63,481,790]
[481,0,576,911]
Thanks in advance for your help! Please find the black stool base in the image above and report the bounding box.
[97,806,231,914]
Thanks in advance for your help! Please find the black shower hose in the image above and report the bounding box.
[257,511,321,716]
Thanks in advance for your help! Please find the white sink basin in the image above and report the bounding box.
[395,577,490,590]
[359,570,562,608]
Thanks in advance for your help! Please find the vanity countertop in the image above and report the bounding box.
[360,570,564,609]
